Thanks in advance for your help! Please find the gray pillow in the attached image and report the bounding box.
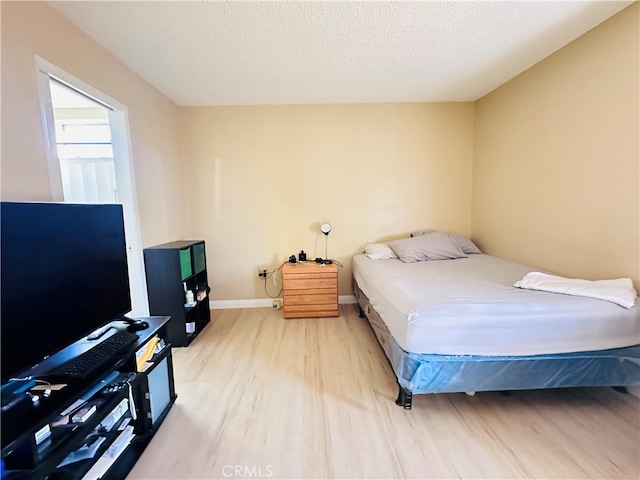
[448,233,482,254]
[388,232,467,263]
[411,230,481,254]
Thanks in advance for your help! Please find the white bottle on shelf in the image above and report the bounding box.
[185,289,195,305]
[184,282,195,306]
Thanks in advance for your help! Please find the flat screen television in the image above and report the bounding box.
[1,202,132,382]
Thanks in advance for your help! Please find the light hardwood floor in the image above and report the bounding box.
[128,305,640,479]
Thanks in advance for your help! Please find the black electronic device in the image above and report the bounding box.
[44,331,139,383]
[1,202,132,382]
[1,393,33,441]
[288,255,297,264]
[100,381,129,396]
[126,319,150,332]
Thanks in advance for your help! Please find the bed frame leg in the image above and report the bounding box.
[358,306,366,318]
[395,386,413,410]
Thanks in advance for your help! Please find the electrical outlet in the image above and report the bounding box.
[257,267,267,278]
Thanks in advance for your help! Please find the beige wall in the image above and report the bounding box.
[0,1,187,247]
[3,2,637,303]
[179,104,474,298]
[472,4,639,289]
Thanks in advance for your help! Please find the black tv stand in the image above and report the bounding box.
[1,317,175,480]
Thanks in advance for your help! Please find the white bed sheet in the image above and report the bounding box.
[352,254,640,356]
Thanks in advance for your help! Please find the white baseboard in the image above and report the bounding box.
[210,294,357,310]
[210,299,274,309]
[339,295,357,304]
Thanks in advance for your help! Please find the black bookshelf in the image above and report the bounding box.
[143,240,211,347]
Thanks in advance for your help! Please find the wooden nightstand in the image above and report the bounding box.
[282,262,338,319]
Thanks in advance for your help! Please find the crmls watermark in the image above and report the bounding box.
[222,464,273,478]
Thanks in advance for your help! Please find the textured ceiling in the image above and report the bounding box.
[49,1,633,106]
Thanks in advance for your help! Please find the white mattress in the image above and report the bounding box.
[352,254,640,356]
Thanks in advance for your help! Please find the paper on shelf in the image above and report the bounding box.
[81,426,134,480]
[58,436,105,468]
[136,335,160,371]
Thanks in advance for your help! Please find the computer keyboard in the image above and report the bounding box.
[46,331,140,382]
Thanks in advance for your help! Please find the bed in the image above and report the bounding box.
[352,235,640,409]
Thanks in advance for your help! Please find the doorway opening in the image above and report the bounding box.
[49,79,118,204]
[36,57,149,317]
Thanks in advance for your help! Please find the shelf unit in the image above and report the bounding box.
[0,317,175,480]
[143,240,211,347]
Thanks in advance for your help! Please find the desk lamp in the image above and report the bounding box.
[321,222,331,264]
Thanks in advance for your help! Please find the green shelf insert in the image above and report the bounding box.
[193,243,206,274]
[179,247,192,280]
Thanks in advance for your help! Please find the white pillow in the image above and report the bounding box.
[388,232,467,263]
[362,243,398,260]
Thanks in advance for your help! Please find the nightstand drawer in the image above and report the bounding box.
[283,304,339,318]
[283,292,337,306]
[283,278,337,290]
[282,271,336,280]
